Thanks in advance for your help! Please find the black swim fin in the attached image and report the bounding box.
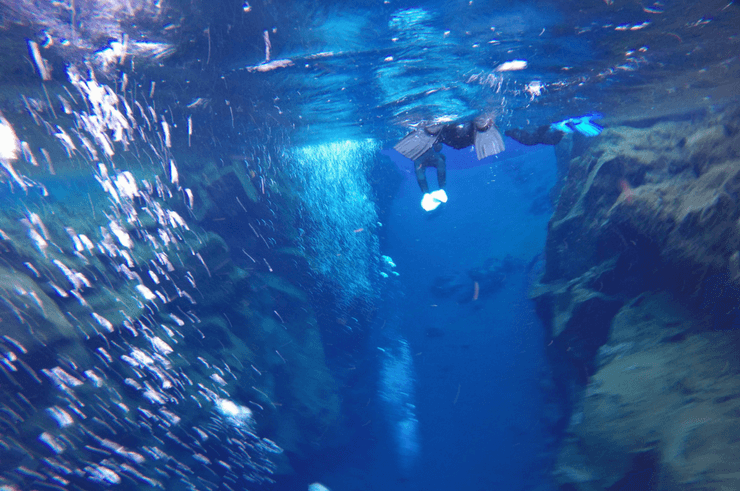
[474,126,505,160]
[394,129,439,161]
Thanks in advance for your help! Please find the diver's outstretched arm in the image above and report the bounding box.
[505,126,564,146]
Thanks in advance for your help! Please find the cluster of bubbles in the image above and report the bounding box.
[0,61,281,490]
[286,139,381,307]
[378,338,419,474]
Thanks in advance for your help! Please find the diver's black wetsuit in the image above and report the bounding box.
[505,125,564,146]
[414,143,446,194]
[394,115,504,163]
[436,121,478,149]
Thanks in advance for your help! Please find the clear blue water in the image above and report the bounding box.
[0,0,737,490]
[376,146,556,491]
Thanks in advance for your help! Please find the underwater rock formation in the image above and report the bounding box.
[532,106,740,490]
[168,146,346,460]
[0,65,346,489]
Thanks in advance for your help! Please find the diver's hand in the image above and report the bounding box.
[421,190,448,211]
[421,193,442,211]
[430,189,448,203]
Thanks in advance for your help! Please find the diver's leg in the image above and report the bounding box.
[415,162,430,194]
[436,156,446,189]
[428,156,447,203]
[418,165,441,211]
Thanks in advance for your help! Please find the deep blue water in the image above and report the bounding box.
[379,147,556,491]
[275,144,559,491]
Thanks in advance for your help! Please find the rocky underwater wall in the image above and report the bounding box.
[0,66,350,490]
[532,106,740,491]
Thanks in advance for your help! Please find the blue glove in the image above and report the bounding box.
[551,114,603,136]
[572,115,603,136]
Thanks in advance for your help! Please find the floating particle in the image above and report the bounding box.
[496,60,527,71]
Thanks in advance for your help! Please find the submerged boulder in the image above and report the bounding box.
[533,106,740,490]
[555,293,740,490]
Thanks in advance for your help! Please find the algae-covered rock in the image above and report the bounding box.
[233,300,342,456]
[535,106,740,490]
[257,272,307,302]
[555,293,740,491]
[543,109,740,291]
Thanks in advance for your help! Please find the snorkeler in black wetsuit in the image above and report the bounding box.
[395,115,505,162]
[395,114,602,210]
[395,114,505,211]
